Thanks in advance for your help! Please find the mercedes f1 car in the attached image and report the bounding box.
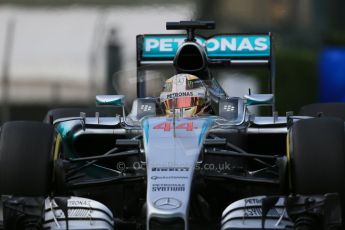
[0,21,344,230]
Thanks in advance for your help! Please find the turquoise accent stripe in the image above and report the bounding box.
[56,121,76,139]
[198,118,213,146]
[143,119,150,144]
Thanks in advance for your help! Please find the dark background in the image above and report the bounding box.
[0,0,344,122]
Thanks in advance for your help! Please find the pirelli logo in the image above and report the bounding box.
[152,167,189,172]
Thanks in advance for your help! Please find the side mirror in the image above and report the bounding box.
[96,95,125,106]
[244,94,273,106]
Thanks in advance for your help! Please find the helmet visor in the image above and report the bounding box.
[163,97,205,110]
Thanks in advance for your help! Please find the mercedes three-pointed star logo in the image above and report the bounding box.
[154,197,182,210]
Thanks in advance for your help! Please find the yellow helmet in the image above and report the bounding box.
[160,74,208,117]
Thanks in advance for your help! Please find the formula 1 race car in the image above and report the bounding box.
[0,21,344,230]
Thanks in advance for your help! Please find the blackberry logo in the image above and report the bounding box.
[223,105,235,112]
[140,104,152,112]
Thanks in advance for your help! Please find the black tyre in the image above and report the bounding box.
[299,103,345,121]
[43,107,124,124]
[0,121,54,196]
[288,118,345,194]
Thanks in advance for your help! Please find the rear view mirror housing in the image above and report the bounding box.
[244,94,274,106]
[96,95,125,107]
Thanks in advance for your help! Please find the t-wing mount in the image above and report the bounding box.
[166,20,215,41]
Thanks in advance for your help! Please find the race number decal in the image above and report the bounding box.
[153,121,195,132]
[153,122,171,131]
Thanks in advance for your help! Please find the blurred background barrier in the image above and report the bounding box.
[0,0,344,122]
[320,47,345,102]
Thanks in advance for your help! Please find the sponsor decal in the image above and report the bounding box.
[152,167,189,172]
[243,197,281,217]
[244,208,280,217]
[68,200,91,207]
[176,76,185,85]
[152,183,185,192]
[244,198,262,205]
[223,104,236,112]
[154,197,182,210]
[153,122,196,132]
[151,176,188,180]
[244,208,263,217]
[143,35,270,58]
[140,104,152,112]
[166,91,193,99]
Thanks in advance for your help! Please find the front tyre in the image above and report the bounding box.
[0,121,54,196]
[288,118,345,194]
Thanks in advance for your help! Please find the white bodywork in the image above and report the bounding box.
[44,196,114,230]
[143,116,213,229]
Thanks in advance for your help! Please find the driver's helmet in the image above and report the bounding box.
[160,74,208,117]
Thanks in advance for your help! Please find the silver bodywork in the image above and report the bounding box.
[50,100,311,230]
[143,116,212,229]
